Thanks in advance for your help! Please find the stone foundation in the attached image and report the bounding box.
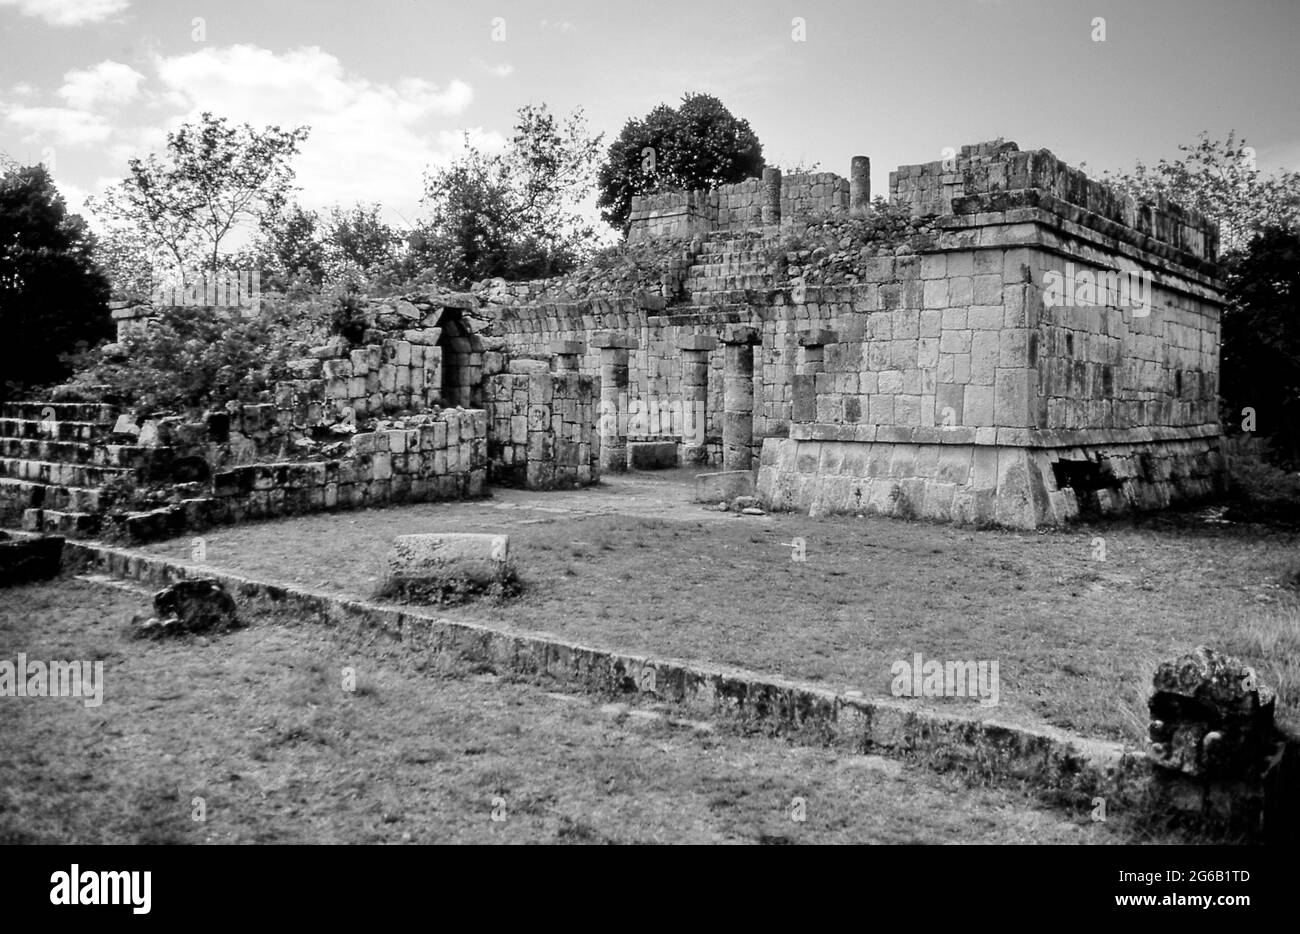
[758,431,1225,527]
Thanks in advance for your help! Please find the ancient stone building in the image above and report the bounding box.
[0,140,1225,539]
[487,140,1225,526]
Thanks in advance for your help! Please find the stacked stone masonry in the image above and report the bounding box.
[483,353,599,488]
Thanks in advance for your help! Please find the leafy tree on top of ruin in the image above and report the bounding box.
[1102,131,1300,256]
[416,103,604,285]
[321,202,403,283]
[254,202,328,291]
[0,163,112,400]
[597,93,765,235]
[89,112,310,284]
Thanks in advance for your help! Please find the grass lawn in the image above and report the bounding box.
[0,578,1187,844]
[130,479,1300,747]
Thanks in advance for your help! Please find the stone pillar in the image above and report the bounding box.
[793,330,835,424]
[850,155,871,216]
[761,167,782,227]
[109,300,154,341]
[721,326,758,471]
[591,332,637,472]
[550,339,584,373]
[677,333,717,465]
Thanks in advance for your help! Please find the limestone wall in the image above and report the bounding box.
[780,172,850,222]
[484,360,599,489]
[627,169,852,241]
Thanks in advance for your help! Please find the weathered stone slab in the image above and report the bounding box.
[627,441,677,470]
[381,533,515,604]
[694,470,754,503]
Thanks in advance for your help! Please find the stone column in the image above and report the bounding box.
[793,330,836,424]
[761,167,782,227]
[850,156,871,216]
[677,333,717,465]
[591,332,637,472]
[721,326,758,471]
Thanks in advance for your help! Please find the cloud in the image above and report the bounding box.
[150,44,477,217]
[477,61,514,78]
[0,0,130,26]
[58,61,146,109]
[2,106,111,145]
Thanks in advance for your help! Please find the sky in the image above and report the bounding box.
[1,0,1297,237]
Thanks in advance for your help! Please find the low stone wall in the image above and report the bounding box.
[627,168,855,241]
[780,172,850,222]
[115,410,490,540]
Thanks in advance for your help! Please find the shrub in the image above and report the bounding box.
[61,299,316,418]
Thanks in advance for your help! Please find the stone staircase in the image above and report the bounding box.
[0,401,171,537]
[681,231,784,303]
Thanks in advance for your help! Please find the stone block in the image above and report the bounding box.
[627,440,678,470]
[384,533,512,594]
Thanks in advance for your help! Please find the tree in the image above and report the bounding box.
[1103,131,1300,256]
[89,112,309,281]
[321,202,402,280]
[418,103,603,285]
[597,93,765,234]
[0,164,111,400]
[1221,227,1300,463]
[254,202,326,289]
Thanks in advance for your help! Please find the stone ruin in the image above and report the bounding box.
[1148,647,1298,841]
[0,139,1227,540]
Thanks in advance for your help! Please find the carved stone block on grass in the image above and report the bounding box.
[1148,645,1275,780]
[379,533,518,605]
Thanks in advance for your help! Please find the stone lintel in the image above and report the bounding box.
[677,334,718,352]
[591,331,639,351]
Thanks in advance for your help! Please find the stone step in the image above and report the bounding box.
[684,275,780,293]
[687,261,773,277]
[0,457,136,488]
[701,230,781,251]
[692,249,775,265]
[0,437,167,469]
[0,401,117,424]
[21,507,101,537]
[0,477,123,514]
[0,417,117,443]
